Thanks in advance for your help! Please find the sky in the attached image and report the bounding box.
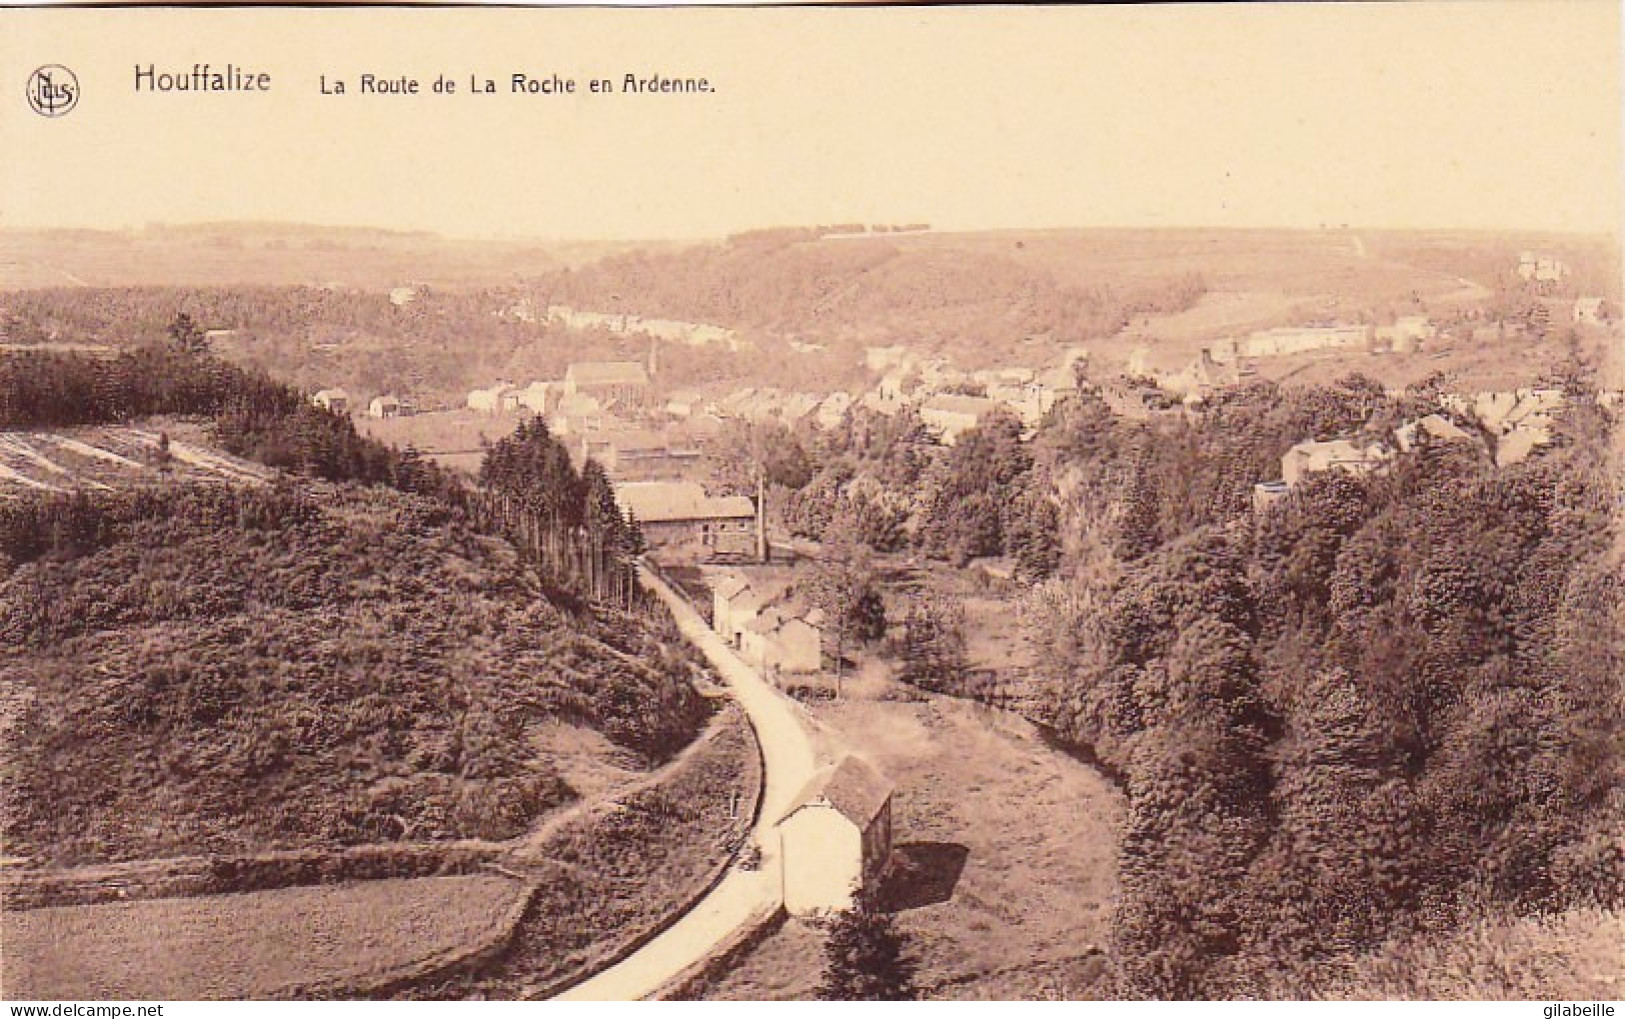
[1,2,1620,240]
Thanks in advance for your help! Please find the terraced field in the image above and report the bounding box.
[0,424,272,497]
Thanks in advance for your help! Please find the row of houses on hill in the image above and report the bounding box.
[859,348,1086,441]
[1253,393,1567,512]
[468,360,653,418]
[544,306,750,352]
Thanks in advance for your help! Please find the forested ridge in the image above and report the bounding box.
[1018,372,1621,996]
[0,326,698,866]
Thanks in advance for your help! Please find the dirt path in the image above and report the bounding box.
[550,565,818,1000]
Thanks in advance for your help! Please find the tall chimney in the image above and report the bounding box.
[756,468,768,564]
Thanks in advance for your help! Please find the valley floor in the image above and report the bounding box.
[700,688,1124,1000]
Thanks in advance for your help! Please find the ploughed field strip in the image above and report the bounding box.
[0,427,273,496]
[2,874,524,1000]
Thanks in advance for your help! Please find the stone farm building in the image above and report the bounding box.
[613,480,760,559]
[564,361,651,408]
[778,755,895,916]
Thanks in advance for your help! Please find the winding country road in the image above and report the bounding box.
[553,565,818,1001]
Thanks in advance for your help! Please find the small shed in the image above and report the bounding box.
[778,755,894,915]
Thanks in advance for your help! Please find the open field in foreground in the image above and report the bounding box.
[2,874,523,1000]
[703,692,1123,1000]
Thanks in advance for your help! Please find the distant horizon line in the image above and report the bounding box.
[2,219,1618,246]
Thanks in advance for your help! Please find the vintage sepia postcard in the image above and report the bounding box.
[0,0,1620,1007]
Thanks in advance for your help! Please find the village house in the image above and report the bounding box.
[312,388,349,414]
[1251,479,1291,512]
[920,394,1000,445]
[1393,414,1475,453]
[368,394,407,419]
[467,383,514,415]
[563,361,652,407]
[1158,348,1240,402]
[549,393,605,436]
[614,481,760,560]
[1573,298,1607,325]
[500,381,552,415]
[711,575,793,648]
[859,391,901,417]
[1375,316,1436,353]
[1517,253,1569,284]
[985,382,1056,427]
[580,430,703,481]
[740,605,823,675]
[1496,425,1553,467]
[778,755,895,916]
[1280,438,1390,487]
[875,371,915,409]
[1473,387,1566,435]
[711,574,754,642]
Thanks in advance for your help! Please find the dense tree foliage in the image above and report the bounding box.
[1023,375,1621,996]
[475,417,644,608]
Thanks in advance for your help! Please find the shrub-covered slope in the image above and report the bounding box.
[1,482,709,866]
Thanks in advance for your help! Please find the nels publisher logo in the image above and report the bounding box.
[26,64,79,117]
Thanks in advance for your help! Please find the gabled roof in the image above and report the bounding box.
[713,574,750,600]
[779,755,892,829]
[732,580,792,615]
[614,481,755,524]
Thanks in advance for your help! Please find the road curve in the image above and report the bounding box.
[552,566,818,1001]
